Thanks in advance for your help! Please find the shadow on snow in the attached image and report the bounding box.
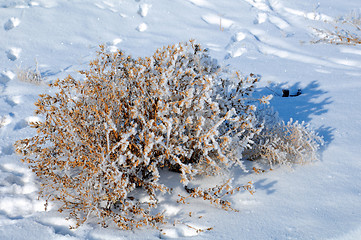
[255,80,334,146]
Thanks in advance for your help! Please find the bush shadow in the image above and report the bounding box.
[40,65,72,78]
[225,80,336,197]
[253,178,277,195]
[254,80,335,147]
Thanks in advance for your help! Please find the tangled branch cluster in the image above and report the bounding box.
[178,179,254,212]
[312,13,361,45]
[244,108,323,167]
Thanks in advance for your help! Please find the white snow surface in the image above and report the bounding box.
[1,0,361,239]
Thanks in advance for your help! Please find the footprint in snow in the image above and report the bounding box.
[0,196,36,219]
[251,9,289,30]
[244,0,272,12]
[0,114,12,128]
[254,12,268,24]
[36,217,77,237]
[232,32,246,42]
[268,15,290,30]
[4,17,20,31]
[0,70,15,84]
[5,95,22,107]
[225,47,247,59]
[6,48,21,61]
[94,1,118,13]
[201,13,234,30]
[137,23,147,32]
[105,38,123,52]
[225,31,248,58]
[14,116,41,130]
[0,144,14,156]
[138,3,151,17]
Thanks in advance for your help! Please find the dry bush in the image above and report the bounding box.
[0,116,6,128]
[178,179,254,212]
[15,40,267,229]
[312,13,361,45]
[16,62,43,85]
[244,107,324,167]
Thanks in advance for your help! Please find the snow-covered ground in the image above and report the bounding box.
[1,0,361,239]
